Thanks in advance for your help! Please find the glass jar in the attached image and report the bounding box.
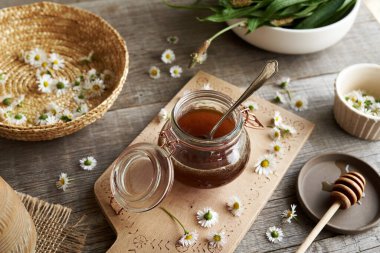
[110,90,251,213]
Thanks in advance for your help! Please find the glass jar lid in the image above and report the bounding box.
[110,143,174,212]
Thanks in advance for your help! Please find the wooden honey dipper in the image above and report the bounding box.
[296,171,366,253]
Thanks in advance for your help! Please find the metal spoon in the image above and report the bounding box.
[206,60,278,139]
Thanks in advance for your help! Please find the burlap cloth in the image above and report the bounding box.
[17,192,87,253]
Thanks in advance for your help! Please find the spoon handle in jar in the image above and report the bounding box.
[208,60,278,139]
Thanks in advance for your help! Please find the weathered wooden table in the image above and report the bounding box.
[1,0,379,252]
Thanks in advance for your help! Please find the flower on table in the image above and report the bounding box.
[270,127,282,140]
[55,77,70,96]
[167,35,179,44]
[207,230,227,248]
[196,207,218,228]
[282,204,297,223]
[35,113,58,125]
[274,91,287,104]
[266,226,284,243]
[37,74,54,93]
[49,53,65,70]
[0,70,7,85]
[278,76,290,89]
[270,140,284,157]
[79,156,97,171]
[226,196,243,217]
[273,111,282,126]
[148,66,161,79]
[56,172,71,191]
[242,100,259,111]
[158,108,169,123]
[200,83,212,91]
[290,96,308,112]
[179,231,198,247]
[6,112,27,125]
[254,154,275,177]
[170,65,183,78]
[161,49,175,64]
[29,48,47,68]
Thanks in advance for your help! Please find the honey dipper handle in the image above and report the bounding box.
[296,201,341,253]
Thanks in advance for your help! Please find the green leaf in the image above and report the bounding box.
[265,0,310,16]
[296,0,345,28]
[321,0,356,26]
[246,18,261,33]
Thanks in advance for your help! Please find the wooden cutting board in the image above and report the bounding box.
[94,71,314,253]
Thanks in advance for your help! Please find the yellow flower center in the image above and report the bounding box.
[174,69,178,74]
[274,131,280,138]
[53,60,58,65]
[93,84,100,91]
[165,54,171,59]
[287,210,292,217]
[233,202,239,210]
[185,234,193,240]
[34,55,40,61]
[41,62,48,68]
[274,145,280,152]
[59,178,65,185]
[275,116,279,122]
[151,69,158,75]
[295,100,303,108]
[261,159,269,168]
[43,81,49,87]
[213,234,221,242]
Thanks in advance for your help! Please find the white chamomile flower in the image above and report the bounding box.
[6,113,27,125]
[196,207,218,228]
[274,91,287,104]
[266,226,284,243]
[242,100,259,111]
[72,76,84,92]
[270,140,284,157]
[46,102,62,116]
[11,95,25,108]
[148,66,161,79]
[161,49,175,64]
[201,83,212,90]
[74,103,89,117]
[87,78,105,97]
[59,109,74,122]
[18,50,30,63]
[280,123,297,137]
[226,196,243,217]
[49,53,65,70]
[281,204,297,223]
[371,103,380,116]
[29,48,47,68]
[291,96,308,111]
[79,156,97,171]
[73,92,87,104]
[270,127,282,140]
[178,231,198,247]
[273,111,283,126]
[167,35,179,44]
[56,172,71,191]
[254,154,275,177]
[158,108,169,123]
[278,76,290,88]
[208,230,227,248]
[1,94,13,107]
[37,74,54,93]
[0,107,12,120]
[86,68,98,82]
[55,77,70,96]
[0,70,7,85]
[35,113,57,125]
[170,65,183,78]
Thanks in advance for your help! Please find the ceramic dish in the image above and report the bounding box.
[334,63,380,140]
[226,0,361,54]
[297,153,380,234]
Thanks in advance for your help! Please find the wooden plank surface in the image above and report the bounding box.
[0,0,379,252]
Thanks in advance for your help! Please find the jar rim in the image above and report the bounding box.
[171,90,243,147]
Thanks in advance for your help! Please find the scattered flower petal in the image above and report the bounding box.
[196,207,218,228]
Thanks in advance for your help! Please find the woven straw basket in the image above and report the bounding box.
[0,2,128,141]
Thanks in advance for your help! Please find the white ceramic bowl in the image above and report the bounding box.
[334,63,380,140]
[227,0,361,54]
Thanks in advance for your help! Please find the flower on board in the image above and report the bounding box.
[273,111,283,126]
[179,231,198,247]
[196,207,219,228]
[266,226,284,243]
[254,154,275,177]
[270,140,284,157]
[207,230,227,248]
[56,172,71,191]
[161,49,175,64]
[79,156,97,171]
[270,127,282,140]
[226,196,243,217]
[242,100,259,111]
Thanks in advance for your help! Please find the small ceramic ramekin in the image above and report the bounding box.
[334,63,380,140]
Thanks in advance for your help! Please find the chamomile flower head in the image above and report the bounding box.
[161,49,175,64]
[74,103,89,117]
[37,74,54,93]
[281,204,297,223]
[274,91,287,104]
[55,77,70,96]
[148,66,161,79]
[167,35,179,44]
[270,127,282,140]
[0,107,12,120]
[169,65,183,78]
[208,230,227,249]
[46,102,62,116]
[266,226,284,243]
[56,172,71,191]
[79,156,97,171]
[278,76,290,89]
[87,78,105,97]
[243,100,259,111]
[59,109,74,122]
[29,48,47,68]
[49,53,65,70]
[178,231,198,247]
[158,108,169,123]
[280,123,297,137]
[73,92,87,104]
[86,68,98,82]
[291,96,308,111]
[12,95,25,108]
[0,94,13,107]
[200,83,212,91]
[226,196,243,217]
[273,111,282,126]
[18,50,30,63]
[270,140,284,157]
[196,207,218,228]
[254,154,275,177]
[6,112,27,125]
[0,70,7,85]
[35,113,58,125]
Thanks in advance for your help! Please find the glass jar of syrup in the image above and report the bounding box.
[110,90,251,213]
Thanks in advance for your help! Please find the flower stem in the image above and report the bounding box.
[208,20,246,42]
[160,207,188,234]
[285,89,292,100]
